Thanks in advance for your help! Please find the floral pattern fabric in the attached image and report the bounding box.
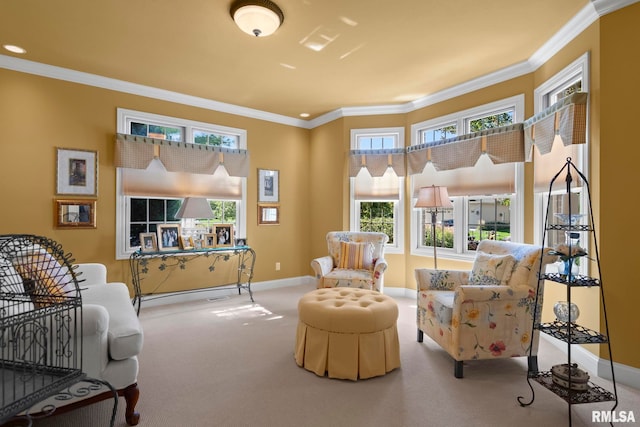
[311,232,388,292]
[416,240,557,365]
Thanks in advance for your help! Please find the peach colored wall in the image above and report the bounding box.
[0,68,310,288]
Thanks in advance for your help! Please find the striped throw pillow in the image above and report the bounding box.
[338,242,374,270]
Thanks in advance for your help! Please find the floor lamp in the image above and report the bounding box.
[415,185,453,270]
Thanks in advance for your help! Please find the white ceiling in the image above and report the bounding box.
[0,0,634,127]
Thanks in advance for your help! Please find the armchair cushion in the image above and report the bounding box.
[338,241,374,270]
[469,252,516,287]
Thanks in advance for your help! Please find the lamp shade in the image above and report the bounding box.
[230,0,284,37]
[415,185,453,209]
[175,197,215,219]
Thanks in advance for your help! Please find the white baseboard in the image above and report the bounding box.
[139,275,315,309]
[541,334,640,390]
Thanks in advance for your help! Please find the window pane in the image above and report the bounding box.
[129,224,147,247]
[130,198,147,222]
[421,210,453,249]
[357,136,396,150]
[467,198,511,250]
[421,125,456,144]
[129,121,182,141]
[167,199,181,221]
[193,130,238,148]
[469,110,513,132]
[359,201,394,244]
[149,199,165,222]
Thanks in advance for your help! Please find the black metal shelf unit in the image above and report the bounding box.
[517,159,618,426]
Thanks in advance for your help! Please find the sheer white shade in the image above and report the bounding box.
[415,186,453,209]
[175,197,215,219]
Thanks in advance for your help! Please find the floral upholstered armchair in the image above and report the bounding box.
[416,240,557,378]
[311,231,389,293]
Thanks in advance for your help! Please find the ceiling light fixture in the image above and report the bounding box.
[230,0,284,37]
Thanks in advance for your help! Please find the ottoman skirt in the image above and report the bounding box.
[295,288,401,380]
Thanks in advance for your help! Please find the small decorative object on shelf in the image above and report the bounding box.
[517,158,617,426]
[551,363,590,392]
[553,301,580,323]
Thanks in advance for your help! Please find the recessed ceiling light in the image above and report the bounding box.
[3,44,26,54]
[300,113,310,118]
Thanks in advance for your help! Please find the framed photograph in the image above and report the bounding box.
[179,235,194,250]
[203,233,217,248]
[54,199,97,229]
[258,204,280,225]
[235,238,247,247]
[139,232,158,252]
[56,148,98,196]
[213,224,234,248]
[258,169,279,203]
[157,224,182,251]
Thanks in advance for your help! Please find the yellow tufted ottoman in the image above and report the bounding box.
[294,288,401,380]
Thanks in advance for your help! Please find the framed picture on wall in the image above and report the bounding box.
[213,224,234,248]
[54,198,97,229]
[258,169,279,203]
[56,148,98,196]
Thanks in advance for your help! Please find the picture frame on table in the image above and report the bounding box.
[213,224,234,248]
[54,198,97,229]
[157,224,182,251]
[235,238,247,247]
[203,233,216,248]
[56,148,98,196]
[179,235,194,250]
[258,169,279,203]
[139,232,158,252]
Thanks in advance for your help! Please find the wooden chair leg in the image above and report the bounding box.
[123,383,141,426]
[454,360,463,378]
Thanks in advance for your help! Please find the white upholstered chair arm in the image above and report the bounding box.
[311,255,334,277]
[415,268,470,291]
[81,303,110,378]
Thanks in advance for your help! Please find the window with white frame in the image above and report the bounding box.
[350,128,405,253]
[532,53,589,274]
[115,109,247,259]
[410,95,525,258]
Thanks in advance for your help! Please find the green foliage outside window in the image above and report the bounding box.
[359,202,394,244]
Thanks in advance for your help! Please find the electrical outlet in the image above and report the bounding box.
[275,262,281,271]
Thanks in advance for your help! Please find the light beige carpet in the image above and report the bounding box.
[29,283,638,427]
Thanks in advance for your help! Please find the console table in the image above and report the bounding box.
[129,246,256,314]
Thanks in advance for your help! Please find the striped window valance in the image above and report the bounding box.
[348,148,406,178]
[115,133,250,177]
[523,92,587,160]
[407,123,524,174]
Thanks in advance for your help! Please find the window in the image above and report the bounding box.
[116,109,247,259]
[532,53,589,273]
[410,95,524,259]
[350,128,405,253]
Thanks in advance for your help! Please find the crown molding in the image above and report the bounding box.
[1,0,637,130]
[0,54,308,129]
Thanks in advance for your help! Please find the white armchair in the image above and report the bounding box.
[73,263,143,425]
[311,231,388,293]
[416,240,556,378]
